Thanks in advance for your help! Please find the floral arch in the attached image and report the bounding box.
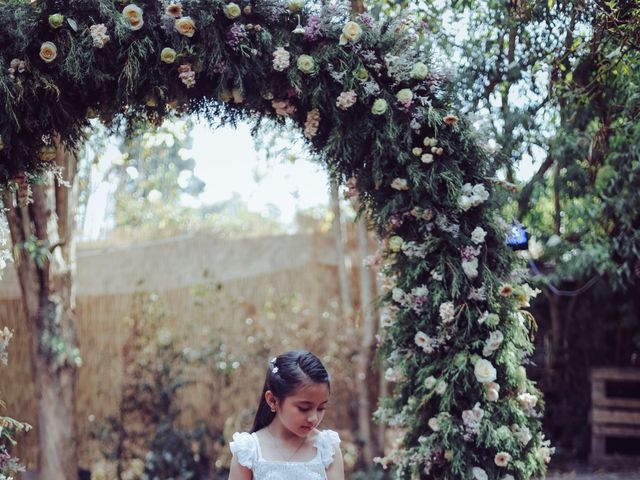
[0,0,552,478]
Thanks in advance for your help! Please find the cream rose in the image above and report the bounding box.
[428,417,440,431]
[223,3,242,19]
[339,21,362,45]
[390,177,408,191]
[474,358,497,384]
[160,47,177,64]
[122,4,144,31]
[165,3,183,18]
[175,16,196,37]
[39,42,57,63]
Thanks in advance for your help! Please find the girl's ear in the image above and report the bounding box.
[265,390,278,412]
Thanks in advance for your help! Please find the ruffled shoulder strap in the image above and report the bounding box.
[316,429,341,468]
[230,431,257,470]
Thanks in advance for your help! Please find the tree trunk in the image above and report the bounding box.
[2,139,80,480]
[354,206,376,465]
[330,179,353,319]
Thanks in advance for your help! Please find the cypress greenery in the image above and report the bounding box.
[0,0,553,478]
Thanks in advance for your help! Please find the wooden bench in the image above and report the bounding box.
[590,367,640,466]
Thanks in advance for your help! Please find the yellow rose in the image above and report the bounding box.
[396,88,413,104]
[231,88,244,104]
[388,236,404,253]
[39,41,57,63]
[288,0,304,13]
[122,4,144,31]
[354,67,368,82]
[223,3,242,19]
[339,21,362,45]
[411,62,429,80]
[296,54,316,74]
[48,13,65,29]
[40,145,57,161]
[160,47,177,64]
[175,16,196,37]
[371,98,388,115]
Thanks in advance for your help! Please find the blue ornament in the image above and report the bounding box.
[507,222,529,251]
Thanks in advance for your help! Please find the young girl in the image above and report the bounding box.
[228,350,344,480]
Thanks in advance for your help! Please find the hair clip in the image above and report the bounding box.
[270,357,277,364]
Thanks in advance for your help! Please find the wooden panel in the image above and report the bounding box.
[592,396,640,409]
[591,368,640,382]
[592,408,640,426]
[590,454,640,467]
[593,424,640,437]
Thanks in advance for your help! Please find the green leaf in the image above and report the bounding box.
[67,18,78,31]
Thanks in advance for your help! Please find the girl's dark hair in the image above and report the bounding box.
[251,350,330,433]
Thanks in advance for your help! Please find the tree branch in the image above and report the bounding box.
[517,152,555,218]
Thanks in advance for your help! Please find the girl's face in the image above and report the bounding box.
[273,381,330,437]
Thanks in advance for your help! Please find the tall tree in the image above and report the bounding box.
[2,139,81,479]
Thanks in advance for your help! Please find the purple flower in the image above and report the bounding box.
[357,13,374,27]
[460,245,482,262]
[225,23,247,49]
[304,15,322,42]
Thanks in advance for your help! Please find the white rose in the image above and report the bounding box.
[391,288,406,304]
[428,417,440,431]
[472,467,488,480]
[462,258,479,279]
[435,381,447,395]
[421,153,434,164]
[474,358,497,384]
[424,376,437,389]
[486,386,500,402]
[494,452,512,467]
[471,226,487,244]
[483,330,504,356]
[458,195,473,211]
[518,392,538,411]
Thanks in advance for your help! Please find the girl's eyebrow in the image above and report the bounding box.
[296,400,330,406]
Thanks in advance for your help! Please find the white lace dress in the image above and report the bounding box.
[230,429,340,480]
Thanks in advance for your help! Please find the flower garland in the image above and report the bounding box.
[0,0,552,477]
